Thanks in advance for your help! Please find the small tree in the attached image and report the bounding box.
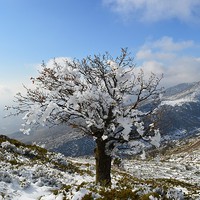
[7,49,162,185]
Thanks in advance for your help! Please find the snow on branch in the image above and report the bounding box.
[7,49,163,154]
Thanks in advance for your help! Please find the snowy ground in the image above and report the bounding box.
[0,135,200,199]
[123,151,200,187]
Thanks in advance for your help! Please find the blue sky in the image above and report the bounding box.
[0,0,200,133]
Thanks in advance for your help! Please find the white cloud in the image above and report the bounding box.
[0,85,14,104]
[0,80,34,107]
[136,36,195,61]
[103,0,200,22]
[140,60,165,75]
[136,37,200,87]
[136,49,176,61]
[0,85,11,95]
[165,57,200,85]
[150,36,194,52]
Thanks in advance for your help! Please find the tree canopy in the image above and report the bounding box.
[7,49,163,185]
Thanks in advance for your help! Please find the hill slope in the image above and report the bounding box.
[0,135,200,199]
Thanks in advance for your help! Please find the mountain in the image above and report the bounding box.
[0,134,199,199]
[9,81,200,156]
[10,125,80,148]
[10,125,95,157]
[158,81,200,140]
[163,82,197,97]
[162,82,200,105]
[53,136,95,157]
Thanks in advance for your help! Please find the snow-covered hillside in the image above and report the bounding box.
[162,82,200,106]
[155,81,200,142]
[0,135,199,199]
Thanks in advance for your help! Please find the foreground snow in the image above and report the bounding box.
[0,135,200,199]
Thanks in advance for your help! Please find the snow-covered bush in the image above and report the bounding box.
[19,178,31,189]
[0,171,12,183]
[167,187,184,200]
[1,141,17,152]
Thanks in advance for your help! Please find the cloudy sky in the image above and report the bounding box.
[0,0,200,133]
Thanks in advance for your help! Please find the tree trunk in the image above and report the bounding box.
[95,138,112,186]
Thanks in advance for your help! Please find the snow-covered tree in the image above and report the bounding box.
[8,49,163,185]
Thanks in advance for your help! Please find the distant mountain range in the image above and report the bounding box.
[159,81,200,140]
[9,81,200,156]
